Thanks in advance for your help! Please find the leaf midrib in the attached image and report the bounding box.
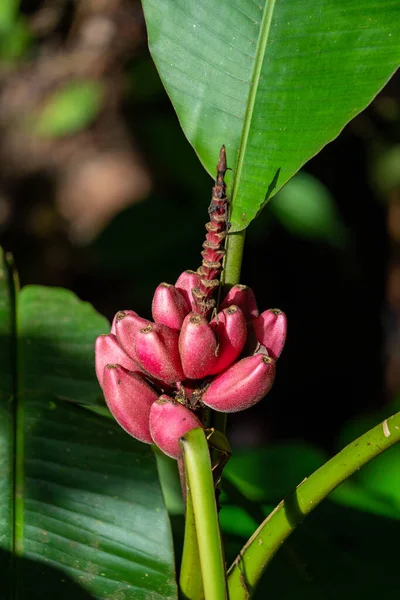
[231,0,277,206]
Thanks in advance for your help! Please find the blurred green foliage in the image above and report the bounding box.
[32,81,105,138]
[0,0,19,32]
[0,0,31,61]
[271,172,347,246]
[372,144,400,195]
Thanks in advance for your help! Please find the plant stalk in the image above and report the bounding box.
[222,229,246,289]
[227,410,400,600]
[180,428,228,600]
[179,485,205,600]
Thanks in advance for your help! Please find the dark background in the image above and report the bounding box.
[1,0,399,452]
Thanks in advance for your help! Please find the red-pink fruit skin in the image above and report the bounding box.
[208,306,247,375]
[150,395,203,459]
[111,316,117,335]
[152,283,190,330]
[102,365,158,444]
[135,323,184,384]
[110,310,135,335]
[175,270,201,312]
[220,285,259,321]
[202,354,276,413]
[95,334,139,386]
[252,309,287,360]
[179,313,218,379]
[115,311,150,361]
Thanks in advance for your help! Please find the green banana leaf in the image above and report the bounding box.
[142,0,400,231]
[0,251,177,600]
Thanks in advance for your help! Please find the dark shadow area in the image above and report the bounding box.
[284,486,305,529]
[229,124,388,450]
[258,167,281,215]
[0,548,96,600]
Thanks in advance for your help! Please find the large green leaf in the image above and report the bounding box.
[0,252,177,599]
[142,0,400,231]
[19,286,109,409]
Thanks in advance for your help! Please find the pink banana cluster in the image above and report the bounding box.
[95,278,286,459]
[95,147,287,460]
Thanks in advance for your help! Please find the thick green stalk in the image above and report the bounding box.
[180,428,228,600]
[179,485,205,600]
[154,448,202,598]
[222,229,246,288]
[227,410,400,600]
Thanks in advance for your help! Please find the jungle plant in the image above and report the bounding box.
[1,1,400,600]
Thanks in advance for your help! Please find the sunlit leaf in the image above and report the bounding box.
[142,0,400,231]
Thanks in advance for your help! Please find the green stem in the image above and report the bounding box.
[179,485,205,600]
[222,229,246,288]
[180,428,228,600]
[227,410,400,600]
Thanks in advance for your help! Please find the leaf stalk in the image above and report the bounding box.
[227,410,400,599]
[180,428,228,600]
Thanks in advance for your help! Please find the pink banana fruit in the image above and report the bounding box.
[202,353,276,412]
[150,395,203,459]
[102,364,158,444]
[220,284,258,321]
[179,313,218,379]
[95,333,138,385]
[152,282,190,330]
[175,270,201,312]
[135,322,184,384]
[252,308,287,360]
[208,305,247,375]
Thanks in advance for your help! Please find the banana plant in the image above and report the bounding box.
[1,1,400,599]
